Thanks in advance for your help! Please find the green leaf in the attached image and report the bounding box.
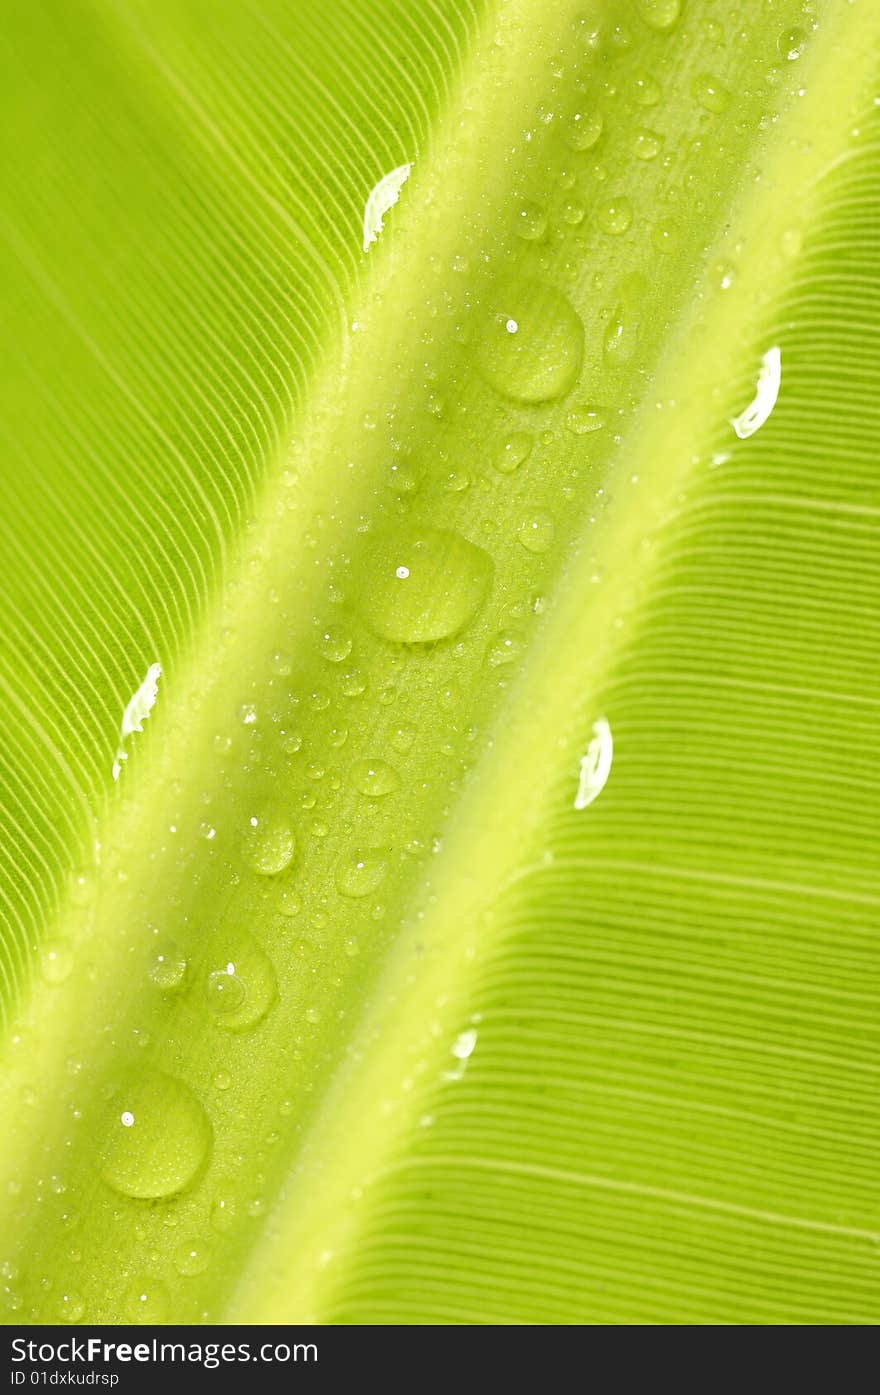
[1,0,878,1325]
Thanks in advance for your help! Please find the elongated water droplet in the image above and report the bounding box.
[574,717,614,809]
[336,849,388,898]
[477,282,583,403]
[244,818,295,876]
[603,274,645,365]
[99,1072,211,1199]
[360,525,493,644]
[350,758,401,798]
[203,931,277,1032]
[494,431,533,474]
[636,0,681,32]
[778,27,806,61]
[566,404,606,435]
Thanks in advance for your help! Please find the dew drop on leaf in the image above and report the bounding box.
[597,198,633,235]
[360,525,493,643]
[174,1241,210,1276]
[244,818,295,876]
[566,404,606,435]
[566,109,603,150]
[98,1072,211,1199]
[350,757,401,798]
[636,0,681,33]
[486,629,526,668]
[203,932,277,1032]
[336,849,388,898]
[514,198,547,240]
[494,431,533,473]
[692,73,731,113]
[316,626,353,663]
[518,513,555,554]
[123,1279,170,1324]
[778,27,806,62]
[477,281,583,403]
[148,942,187,991]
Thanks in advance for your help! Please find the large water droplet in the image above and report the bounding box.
[350,758,401,798]
[636,0,681,32]
[244,818,295,876]
[360,525,493,643]
[203,931,277,1032]
[98,1072,211,1199]
[477,282,583,403]
[336,849,388,898]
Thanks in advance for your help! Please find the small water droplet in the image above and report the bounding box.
[636,0,681,32]
[278,887,302,917]
[148,942,187,991]
[244,818,295,876]
[317,626,352,663]
[210,1184,237,1233]
[597,198,633,235]
[566,109,603,150]
[494,431,533,474]
[40,943,73,986]
[518,513,555,554]
[124,1279,169,1324]
[203,932,277,1032]
[341,669,366,697]
[390,722,417,754]
[566,404,606,435]
[98,1072,211,1199]
[350,758,401,798]
[513,198,547,240]
[336,849,388,898]
[56,1291,84,1323]
[603,279,643,364]
[692,74,731,113]
[778,27,806,61]
[174,1242,210,1277]
[477,281,583,403]
[632,128,663,160]
[486,630,526,668]
[360,525,493,644]
[632,74,661,106]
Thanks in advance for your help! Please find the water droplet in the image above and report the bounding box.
[477,281,583,403]
[174,1242,210,1277]
[56,1292,84,1323]
[244,818,295,876]
[513,199,547,240]
[692,74,730,113]
[494,431,533,474]
[98,1072,211,1199]
[636,0,681,32]
[652,220,678,253]
[341,669,366,697]
[566,109,603,150]
[597,198,633,235]
[780,227,802,259]
[632,128,663,160]
[562,198,585,226]
[124,1279,169,1324]
[317,627,352,663]
[336,849,388,898]
[603,278,643,364]
[778,27,806,61]
[205,965,247,1016]
[350,758,401,798]
[518,513,555,554]
[486,630,526,668]
[390,722,417,754]
[40,943,73,985]
[566,405,606,435]
[210,1184,237,1233]
[360,525,493,644]
[203,932,277,1032]
[278,887,302,917]
[632,74,661,106]
[69,870,94,906]
[148,942,187,991]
